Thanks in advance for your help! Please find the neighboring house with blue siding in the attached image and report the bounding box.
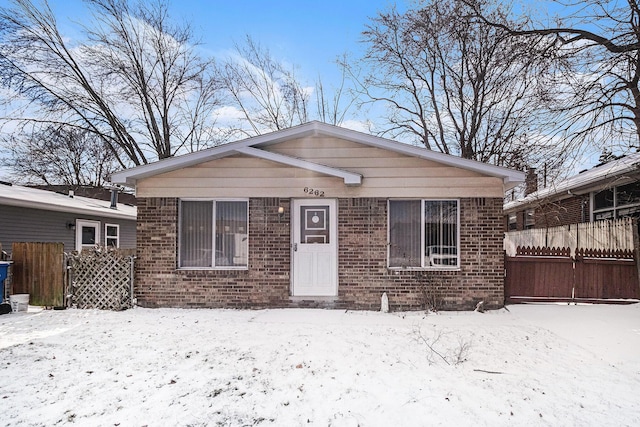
[0,182,136,255]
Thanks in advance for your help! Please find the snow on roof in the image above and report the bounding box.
[0,183,136,220]
[505,152,640,211]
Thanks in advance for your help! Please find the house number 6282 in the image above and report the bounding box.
[303,187,325,197]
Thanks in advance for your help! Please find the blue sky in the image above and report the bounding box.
[0,0,599,180]
[24,0,403,87]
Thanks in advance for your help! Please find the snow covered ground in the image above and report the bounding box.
[1,303,639,426]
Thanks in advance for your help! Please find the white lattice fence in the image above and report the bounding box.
[68,248,135,310]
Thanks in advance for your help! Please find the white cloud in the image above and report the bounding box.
[212,105,247,122]
[339,119,372,134]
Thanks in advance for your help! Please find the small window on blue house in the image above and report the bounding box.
[179,200,248,268]
[105,224,120,248]
[76,219,100,251]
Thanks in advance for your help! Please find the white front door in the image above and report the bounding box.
[292,199,338,297]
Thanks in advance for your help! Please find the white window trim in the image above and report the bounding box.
[387,199,460,271]
[105,223,120,248]
[75,219,101,251]
[178,198,249,270]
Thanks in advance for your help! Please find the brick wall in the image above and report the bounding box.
[136,197,505,311]
[534,196,589,228]
[337,198,504,310]
[136,198,292,309]
[504,195,590,231]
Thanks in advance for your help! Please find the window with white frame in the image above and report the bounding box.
[75,219,100,251]
[179,200,248,268]
[388,200,459,268]
[105,224,120,248]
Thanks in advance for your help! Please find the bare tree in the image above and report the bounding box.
[0,0,222,170]
[346,0,566,171]
[315,55,358,126]
[215,36,358,137]
[464,0,640,150]
[215,36,310,137]
[3,125,119,186]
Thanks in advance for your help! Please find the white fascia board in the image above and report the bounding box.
[110,121,524,187]
[110,149,230,186]
[110,124,323,186]
[235,146,362,185]
[0,196,136,220]
[306,123,525,186]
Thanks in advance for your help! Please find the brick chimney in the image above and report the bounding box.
[525,167,538,196]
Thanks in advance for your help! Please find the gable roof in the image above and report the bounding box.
[504,152,640,211]
[110,121,524,189]
[0,183,136,220]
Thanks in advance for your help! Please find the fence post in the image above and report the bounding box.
[129,255,135,307]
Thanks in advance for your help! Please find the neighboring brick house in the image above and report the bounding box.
[504,153,640,231]
[111,121,523,311]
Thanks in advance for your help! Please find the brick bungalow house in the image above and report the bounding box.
[111,121,523,311]
[504,153,640,231]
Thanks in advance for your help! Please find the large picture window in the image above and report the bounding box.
[388,200,459,268]
[179,200,248,268]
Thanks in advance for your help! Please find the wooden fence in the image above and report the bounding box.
[505,246,640,303]
[7,243,134,310]
[574,249,640,300]
[11,242,65,307]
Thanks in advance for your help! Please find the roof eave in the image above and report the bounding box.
[110,123,325,186]
[110,121,525,186]
[505,159,640,210]
[0,197,136,220]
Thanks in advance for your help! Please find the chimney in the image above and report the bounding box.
[524,167,538,196]
[110,188,118,210]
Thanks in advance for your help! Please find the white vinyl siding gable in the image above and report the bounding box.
[136,137,506,199]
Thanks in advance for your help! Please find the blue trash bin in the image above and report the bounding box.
[0,261,12,303]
